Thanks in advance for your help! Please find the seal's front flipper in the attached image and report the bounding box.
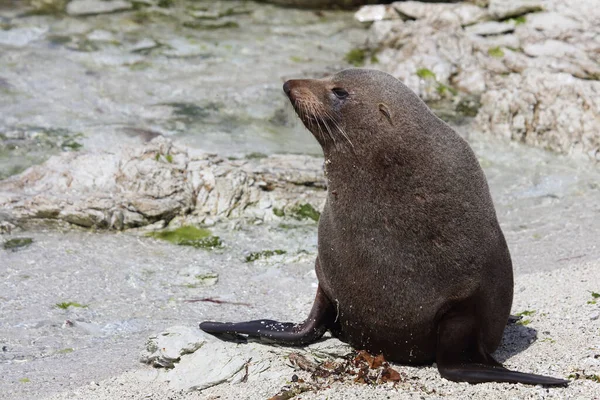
[199,286,335,346]
[436,309,568,386]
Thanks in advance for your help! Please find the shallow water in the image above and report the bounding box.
[0,0,367,179]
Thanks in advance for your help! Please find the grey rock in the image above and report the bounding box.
[452,67,486,95]
[466,21,515,36]
[488,0,543,20]
[476,70,600,159]
[0,27,48,47]
[523,39,584,58]
[141,326,209,368]
[143,326,352,392]
[354,5,399,23]
[66,0,133,16]
[0,137,326,229]
[172,266,219,288]
[368,0,600,159]
[164,338,292,392]
[527,12,581,32]
[392,1,489,26]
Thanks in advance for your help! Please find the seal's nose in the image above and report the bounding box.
[283,80,291,96]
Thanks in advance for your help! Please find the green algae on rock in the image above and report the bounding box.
[147,226,223,249]
[291,203,320,222]
[487,46,505,58]
[245,249,287,263]
[345,48,367,67]
[55,302,88,309]
[416,68,436,80]
[2,238,33,251]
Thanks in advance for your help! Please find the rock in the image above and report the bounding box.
[476,70,600,159]
[143,326,353,392]
[354,5,398,23]
[0,27,48,47]
[368,0,600,159]
[307,337,353,358]
[256,1,391,9]
[488,0,543,20]
[392,1,489,26]
[466,21,515,36]
[141,326,209,368]
[66,0,133,16]
[28,0,67,14]
[165,340,255,391]
[523,39,584,58]
[366,20,403,47]
[452,67,486,95]
[172,267,219,288]
[0,137,327,229]
[527,12,581,32]
[86,29,116,42]
[591,312,599,321]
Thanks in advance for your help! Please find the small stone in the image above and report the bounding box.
[523,40,583,58]
[66,0,133,16]
[392,1,488,26]
[488,0,543,20]
[0,27,48,48]
[527,12,581,32]
[466,21,515,36]
[591,312,599,321]
[354,5,398,23]
[141,326,209,368]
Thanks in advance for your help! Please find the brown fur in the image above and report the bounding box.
[201,69,568,386]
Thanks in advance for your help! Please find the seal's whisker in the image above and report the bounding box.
[323,108,353,149]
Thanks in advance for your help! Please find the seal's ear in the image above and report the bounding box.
[378,103,393,126]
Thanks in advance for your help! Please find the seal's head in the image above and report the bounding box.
[284,68,430,153]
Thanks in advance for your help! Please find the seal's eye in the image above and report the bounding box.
[331,88,349,100]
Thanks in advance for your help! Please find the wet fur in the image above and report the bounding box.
[200,69,568,386]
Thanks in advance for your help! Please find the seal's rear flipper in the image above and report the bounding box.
[199,286,335,346]
[437,363,569,386]
[436,308,569,386]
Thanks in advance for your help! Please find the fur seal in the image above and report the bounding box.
[200,68,568,386]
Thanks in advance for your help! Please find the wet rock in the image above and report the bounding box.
[488,0,543,20]
[141,326,209,368]
[66,0,133,16]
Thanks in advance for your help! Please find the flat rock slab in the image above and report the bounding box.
[0,137,326,230]
[66,0,133,16]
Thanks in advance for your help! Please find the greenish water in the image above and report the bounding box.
[0,0,366,178]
